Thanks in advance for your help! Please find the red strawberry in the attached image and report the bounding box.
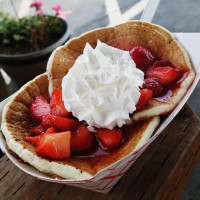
[25,127,55,144]
[129,45,156,72]
[30,96,50,123]
[146,66,179,84]
[30,125,47,135]
[36,131,71,159]
[70,124,93,152]
[96,129,122,149]
[50,89,71,117]
[24,135,41,146]
[45,127,55,134]
[152,59,174,68]
[136,89,153,109]
[24,131,71,159]
[42,113,80,132]
[142,77,163,96]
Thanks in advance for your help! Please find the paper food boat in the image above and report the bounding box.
[0,32,200,194]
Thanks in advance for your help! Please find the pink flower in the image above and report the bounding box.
[30,1,43,8]
[52,5,61,12]
[36,9,43,15]
[57,10,72,20]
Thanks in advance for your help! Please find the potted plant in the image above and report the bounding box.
[0,1,71,86]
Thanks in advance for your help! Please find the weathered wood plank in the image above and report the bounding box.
[0,104,199,200]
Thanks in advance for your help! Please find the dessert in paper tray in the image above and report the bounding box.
[0,21,197,192]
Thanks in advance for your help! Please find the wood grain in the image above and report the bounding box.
[0,104,200,200]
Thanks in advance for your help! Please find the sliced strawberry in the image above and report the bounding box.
[24,135,41,146]
[36,131,71,159]
[70,124,93,152]
[50,89,71,117]
[142,77,163,96]
[136,89,153,109]
[152,59,174,68]
[146,66,179,84]
[30,96,50,123]
[45,127,55,134]
[30,124,47,135]
[42,113,80,132]
[24,131,71,159]
[129,45,156,72]
[96,129,122,149]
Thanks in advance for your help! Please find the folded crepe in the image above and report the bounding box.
[0,21,195,180]
[1,73,160,179]
[47,21,195,121]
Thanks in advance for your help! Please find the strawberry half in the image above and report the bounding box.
[96,129,122,149]
[129,45,156,72]
[142,77,163,96]
[24,129,71,159]
[146,66,179,85]
[50,89,71,117]
[70,124,93,152]
[42,113,80,132]
[30,96,50,123]
[36,131,71,159]
[30,124,47,135]
[136,89,153,109]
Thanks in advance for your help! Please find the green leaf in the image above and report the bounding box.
[3,38,10,44]
[13,34,24,41]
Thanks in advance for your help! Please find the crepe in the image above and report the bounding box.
[47,21,195,121]
[1,73,160,179]
[1,21,195,180]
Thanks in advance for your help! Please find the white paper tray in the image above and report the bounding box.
[0,33,200,193]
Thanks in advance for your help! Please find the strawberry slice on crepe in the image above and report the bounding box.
[50,88,71,117]
[42,114,79,132]
[96,129,122,149]
[146,66,179,85]
[24,128,71,159]
[30,96,50,123]
[70,124,93,152]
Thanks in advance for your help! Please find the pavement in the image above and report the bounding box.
[0,0,200,199]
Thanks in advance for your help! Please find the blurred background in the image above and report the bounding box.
[0,0,200,199]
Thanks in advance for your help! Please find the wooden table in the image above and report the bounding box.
[0,104,200,200]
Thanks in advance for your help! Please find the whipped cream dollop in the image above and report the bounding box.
[62,40,144,131]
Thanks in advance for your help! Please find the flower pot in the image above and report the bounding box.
[0,18,70,87]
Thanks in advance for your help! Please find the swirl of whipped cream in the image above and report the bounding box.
[62,40,144,131]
